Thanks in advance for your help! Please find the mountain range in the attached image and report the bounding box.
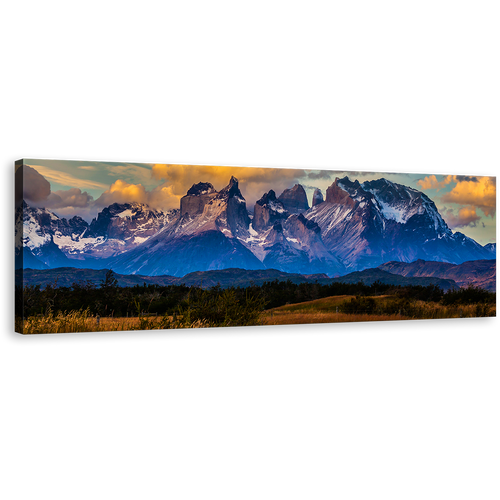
[378,259,496,292]
[17,265,460,291]
[16,175,496,282]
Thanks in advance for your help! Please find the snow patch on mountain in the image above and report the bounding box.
[269,201,286,213]
[53,233,104,253]
[23,215,51,250]
[374,199,406,223]
[117,209,134,219]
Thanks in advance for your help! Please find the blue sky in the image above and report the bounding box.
[20,159,496,245]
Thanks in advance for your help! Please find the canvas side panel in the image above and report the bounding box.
[15,159,25,333]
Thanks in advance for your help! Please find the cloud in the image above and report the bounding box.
[46,188,94,208]
[105,164,153,185]
[94,177,193,211]
[307,170,333,180]
[16,165,95,219]
[442,206,481,228]
[417,174,454,191]
[150,164,308,208]
[27,164,108,190]
[94,179,149,206]
[441,176,496,217]
[77,166,97,171]
[16,165,51,204]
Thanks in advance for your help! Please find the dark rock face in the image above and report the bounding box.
[259,213,345,276]
[88,202,164,238]
[180,184,218,217]
[256,189,278,207]
[113,230,264,276]
[278,184,309,213]
[88,203,123,236]
[220,177,250,234]
[217,176,241,200]
[325,179,356,208]
[19,174,495,281]
[16,202,87,268]
[253,190,288,231]
[49,214,89,236]
[187,182,216,196]
[312,188,324,207]
[484,243,496,257]
[226,196,250,234]
[111,177,253,275]
[307,176,495,270]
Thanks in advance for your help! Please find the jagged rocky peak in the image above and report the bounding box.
[89,202,144,235]
[325,177,357,208]
[278,184,309,213]
[339,176,361,190]
[218,176,244,200]
[272,221,284,233]
[186,182,216,196]
[291,213,321,234]
[312,188,324,207]
[180,181,218,217]
[222,177,250,233]
[253,189,288,231]
[256,189,277,206]
[361,178,417,204]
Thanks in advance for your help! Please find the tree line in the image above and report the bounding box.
[16,270,495,322]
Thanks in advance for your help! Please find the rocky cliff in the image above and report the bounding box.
[180,182,217,217]
[252,190,288,231]
[278,184,309,213]
[312,188,324,207]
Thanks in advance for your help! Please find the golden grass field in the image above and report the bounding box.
[261,295,400,325]
[19,311,166,334]
[260,294,495,326]
[18,294,495,334]
[262,310,405,325]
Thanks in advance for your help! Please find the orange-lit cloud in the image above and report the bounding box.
[441,176,496,217]
[94,177,204,212]
[443,206,481,228]
[417,174,453,191]
[150,164,307,208]
[95,179,148,206]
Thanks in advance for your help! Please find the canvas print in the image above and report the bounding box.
[15,159,496,334]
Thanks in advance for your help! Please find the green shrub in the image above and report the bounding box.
[340,296,377,315]
[442,284,495,306]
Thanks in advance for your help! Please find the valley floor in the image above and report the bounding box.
[263,311,408,325]
[17,294,495,334]
[261,295,496,326]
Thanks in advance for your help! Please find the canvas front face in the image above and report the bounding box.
[14,160,497,334]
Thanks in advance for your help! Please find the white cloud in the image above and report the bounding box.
[28,164,108,190]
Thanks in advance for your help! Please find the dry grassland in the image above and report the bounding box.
[18,294,495,333]
[20,311,164,334]
[262,310,406,325]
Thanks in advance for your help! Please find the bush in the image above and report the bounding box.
[340,296,377,315]
[182,287,267,327]
[442,284,495,306]
[131,286,267,330]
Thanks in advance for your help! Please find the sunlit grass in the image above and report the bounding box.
[261,295,495,326]
[262,310,405,325]
[16,294,495,334]
[17,309,210,334]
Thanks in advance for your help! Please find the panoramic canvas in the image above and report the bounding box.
[15,159,496,334]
